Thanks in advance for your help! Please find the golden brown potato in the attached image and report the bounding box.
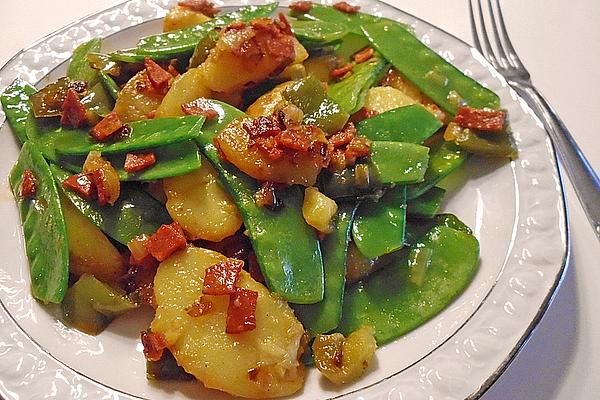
[61,197,126,285]
[163,159,243,242]
[163,5,211,32]
[215,117,328,186]
[302,187,338,234]
[113,70,165,122]
[312,326,377,385]
[151,246,305,398]
[198,19,296,93]
[363,86,417,114]
[245,81,293,117]
[155,68,212,118]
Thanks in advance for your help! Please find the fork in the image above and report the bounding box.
[469,0,600,240]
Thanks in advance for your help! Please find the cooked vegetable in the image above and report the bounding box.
[356,104,442,143]
[61,195,126,284]
[444,121,517,158]
[151,246,305,398]
[54,115,204,156]
[155,68,211,117]
[302,186,338,233]
[368,141,429,184]
[113,70,165,122]
[164,159,243,242]
[9,142,69,303]
[67,39,102,86]
[362,21,500,114]
[294,202,356,335]
[339,223,480,344]
[1,79,37,145]
[407,186,446,218]
[163,4,212,32]
[62,274,136,335]
[362,85,416,113]
[312,325,377,384]
[352,185,406,259]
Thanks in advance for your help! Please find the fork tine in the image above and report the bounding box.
[486,0,510,68]
[471,0,499,69]
[468,0,484,53]
[493,0,528,71]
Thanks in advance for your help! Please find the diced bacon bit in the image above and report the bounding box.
[345,136,371,163]
[202,259,244,295]
[146,222,187,261]
[90,111,125,141]
[146,110,157,119]
[254,181,282,210]
[141,331,168,362]
[350,107,379,124]
[167,59,180,77]
[178,0,220,17]
[181,98,219,120]
[330,63,353,80]
[144,57,172,93]
[62,173,97,201]
[329,122,357,148]
[60,88,87,128]
[226,288,258,334]
[277,127,313,151]
[247,253,265,283]
[328,150,347,172]
[124,152,157,173]
[88,168,111,206]
[224,18,295,64]
[186,297,213,317]
[353,47,374,64]
[19,170,37,199]
[454,106,506,132]
[333,1,360,14]
[289,1,312,13]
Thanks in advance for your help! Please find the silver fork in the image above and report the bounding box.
[469,0,600,240]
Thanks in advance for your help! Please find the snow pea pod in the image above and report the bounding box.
[328,56,388,114]
[407,186,446,218]
[406,140,467,199]
[318,166,382,200]
[356,104,442,143]
[290,19,348,47]
[1,78,36,145]
[339,223,479,344]
[50,164,171,245]
[362,21,500,114]
[9,142,69,303]
[195,100,324,304]
[291,4,381,35]
[368,141,429,185]
[283,75,348,134]
[116,4,278,61]
[352,185,406,259]
[67,38,102,86]
[55,115,204,156]
[99,72,120,101]
[294,202,357,334]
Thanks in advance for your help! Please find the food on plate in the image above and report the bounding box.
[2,0,516,397]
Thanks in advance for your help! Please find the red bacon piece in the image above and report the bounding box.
[62,173,96,201]
[226,288,258,334]
[144,57,172,93]
[181,98,219,120]
[60,88,87,128]
[333,1,360,13]
[329,122,357,148]
[330,63,353,79]
[202,259,244,295]
[186,297,213,317]
[277,128,312,152]
[88,168,111,206]
[19,170,37,199]
[141,331,168,362]
[454,106,506,133]
[289,1,312,12]
[124,152,157,173]
[146,222,187,261]
[90,111,125,141]
[353,47,374,64]
[178,0,220,17]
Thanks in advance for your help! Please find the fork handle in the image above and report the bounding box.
[512,83,600,239]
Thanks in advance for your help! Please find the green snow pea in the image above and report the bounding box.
[195,100,324,304]
[407,186,446,218]
[339,223,480,344]
[290,19,348,47]
[328,56,388,114]
[55,115,204,156]
[352,185,406,259]
[405,213,472,246]
[356,104,442,143]
[67,38,102,86]
[99,72,120,101]
[9,142,69,303]
[319,166,382,200]
[368,141,429,184]
[283,75,349,134]
[291,4,381,35]
[1,78,36,145]
[114,4,278,61]
[294,202,357,334]
[448,125,517,158]
[80,82,114,117]
[50,164,171,245]
[406,140,467,199]
[362,21,500,114]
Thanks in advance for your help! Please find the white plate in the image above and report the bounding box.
[0,1,567,399]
